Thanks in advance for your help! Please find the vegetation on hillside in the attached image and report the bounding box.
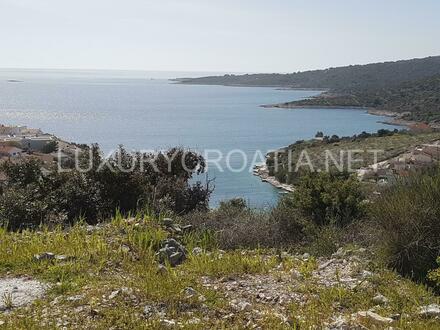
[370,168,440,281]
[0,145,211,230]
[178,56,440,123]
[2,169,440,328]
[288,75,440,122]
[177,56,440,91]
[267,129,440,185]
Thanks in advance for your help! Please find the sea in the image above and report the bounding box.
[0,69,399,207]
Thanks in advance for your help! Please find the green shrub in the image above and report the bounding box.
[428,257,440,289]
[182,205,280,249]
[270,196,309,243]
[0,185,58,230]
[370,169,440,280]
[0,145,212,230]
[291,172,365,227]
[304,224,341,257]
[218,198,247,212]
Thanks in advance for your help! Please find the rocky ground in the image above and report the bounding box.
[0,217,439,329]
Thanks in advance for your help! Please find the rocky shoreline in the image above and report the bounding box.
[260,102,425,128]
[253,164,295,193]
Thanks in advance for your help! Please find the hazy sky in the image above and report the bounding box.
[1,0,439,73]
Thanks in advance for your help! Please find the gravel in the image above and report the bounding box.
[0,277,47,311]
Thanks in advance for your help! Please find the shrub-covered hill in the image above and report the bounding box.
[266,130,440,185]
[177,56,440,91]
[177,56,440,123]
[280,75,440,122]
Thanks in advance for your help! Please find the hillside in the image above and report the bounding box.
[280,75,440,122]
[176,56,440,91]
[1,216,440,329]
[265,130,440,185]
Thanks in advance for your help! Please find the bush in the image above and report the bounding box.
[304,225,341,257]
[182,199,290,249]
[218,198,247,212]
[428,258,440,289]
[0,185,59,230]
[291,172,365,227]
[270,196,309,242]
[0,145,212,230]
[182,196,317,250]
[370,169,440,280]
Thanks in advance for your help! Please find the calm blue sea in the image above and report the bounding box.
[0,69,398,207]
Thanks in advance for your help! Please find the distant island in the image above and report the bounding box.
[176,56,440,124]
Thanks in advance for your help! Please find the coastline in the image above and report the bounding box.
[253,164,295,193]
[260,102,421,128]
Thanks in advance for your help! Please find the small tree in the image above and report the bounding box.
[292,172,365,227]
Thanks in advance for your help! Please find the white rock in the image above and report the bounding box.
[66,294,84,302]
[356,311,393,324]
[161,319,176,327]
[108,290,120,300]
[192,247,203,256]
[361,270,373,278]
[183,287,197,298]
[318,259,335,271]
[372,294,389,305]
[187,317,201,325]
[236,301,252,312]
[419,304,440,318]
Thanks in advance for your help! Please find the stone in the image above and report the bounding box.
[372,294,389,305]
[161,319,176,327]
[162,218,173,227]
[232,300,252,312]
[157,264,168,275]
[143,305,154,318]
[192,247,203,256]
[183,287,197,298]
[66,294,84,302]
[333,247,346,258]
[169,252,184,267]
[318,259,335,271]
[301,253,310,260]
[33,252,55,261]
[187,317,201,324]
[361,270,373,278]
[108,290,120,300]
[182,225,193,232]
[156,238,187,267]
[418,304,440,318]
[54,255,68,261]
[356,311,393,324]
[326,316,350,329]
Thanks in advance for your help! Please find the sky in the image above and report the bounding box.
[1,0,440,74]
